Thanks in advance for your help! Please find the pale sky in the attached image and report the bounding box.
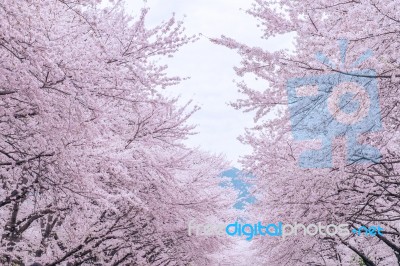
[125,0,292,166]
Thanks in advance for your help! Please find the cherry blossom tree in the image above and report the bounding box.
[214,0,400,265]
[0,0,234,265]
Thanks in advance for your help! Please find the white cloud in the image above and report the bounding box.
[124,0,292,166]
